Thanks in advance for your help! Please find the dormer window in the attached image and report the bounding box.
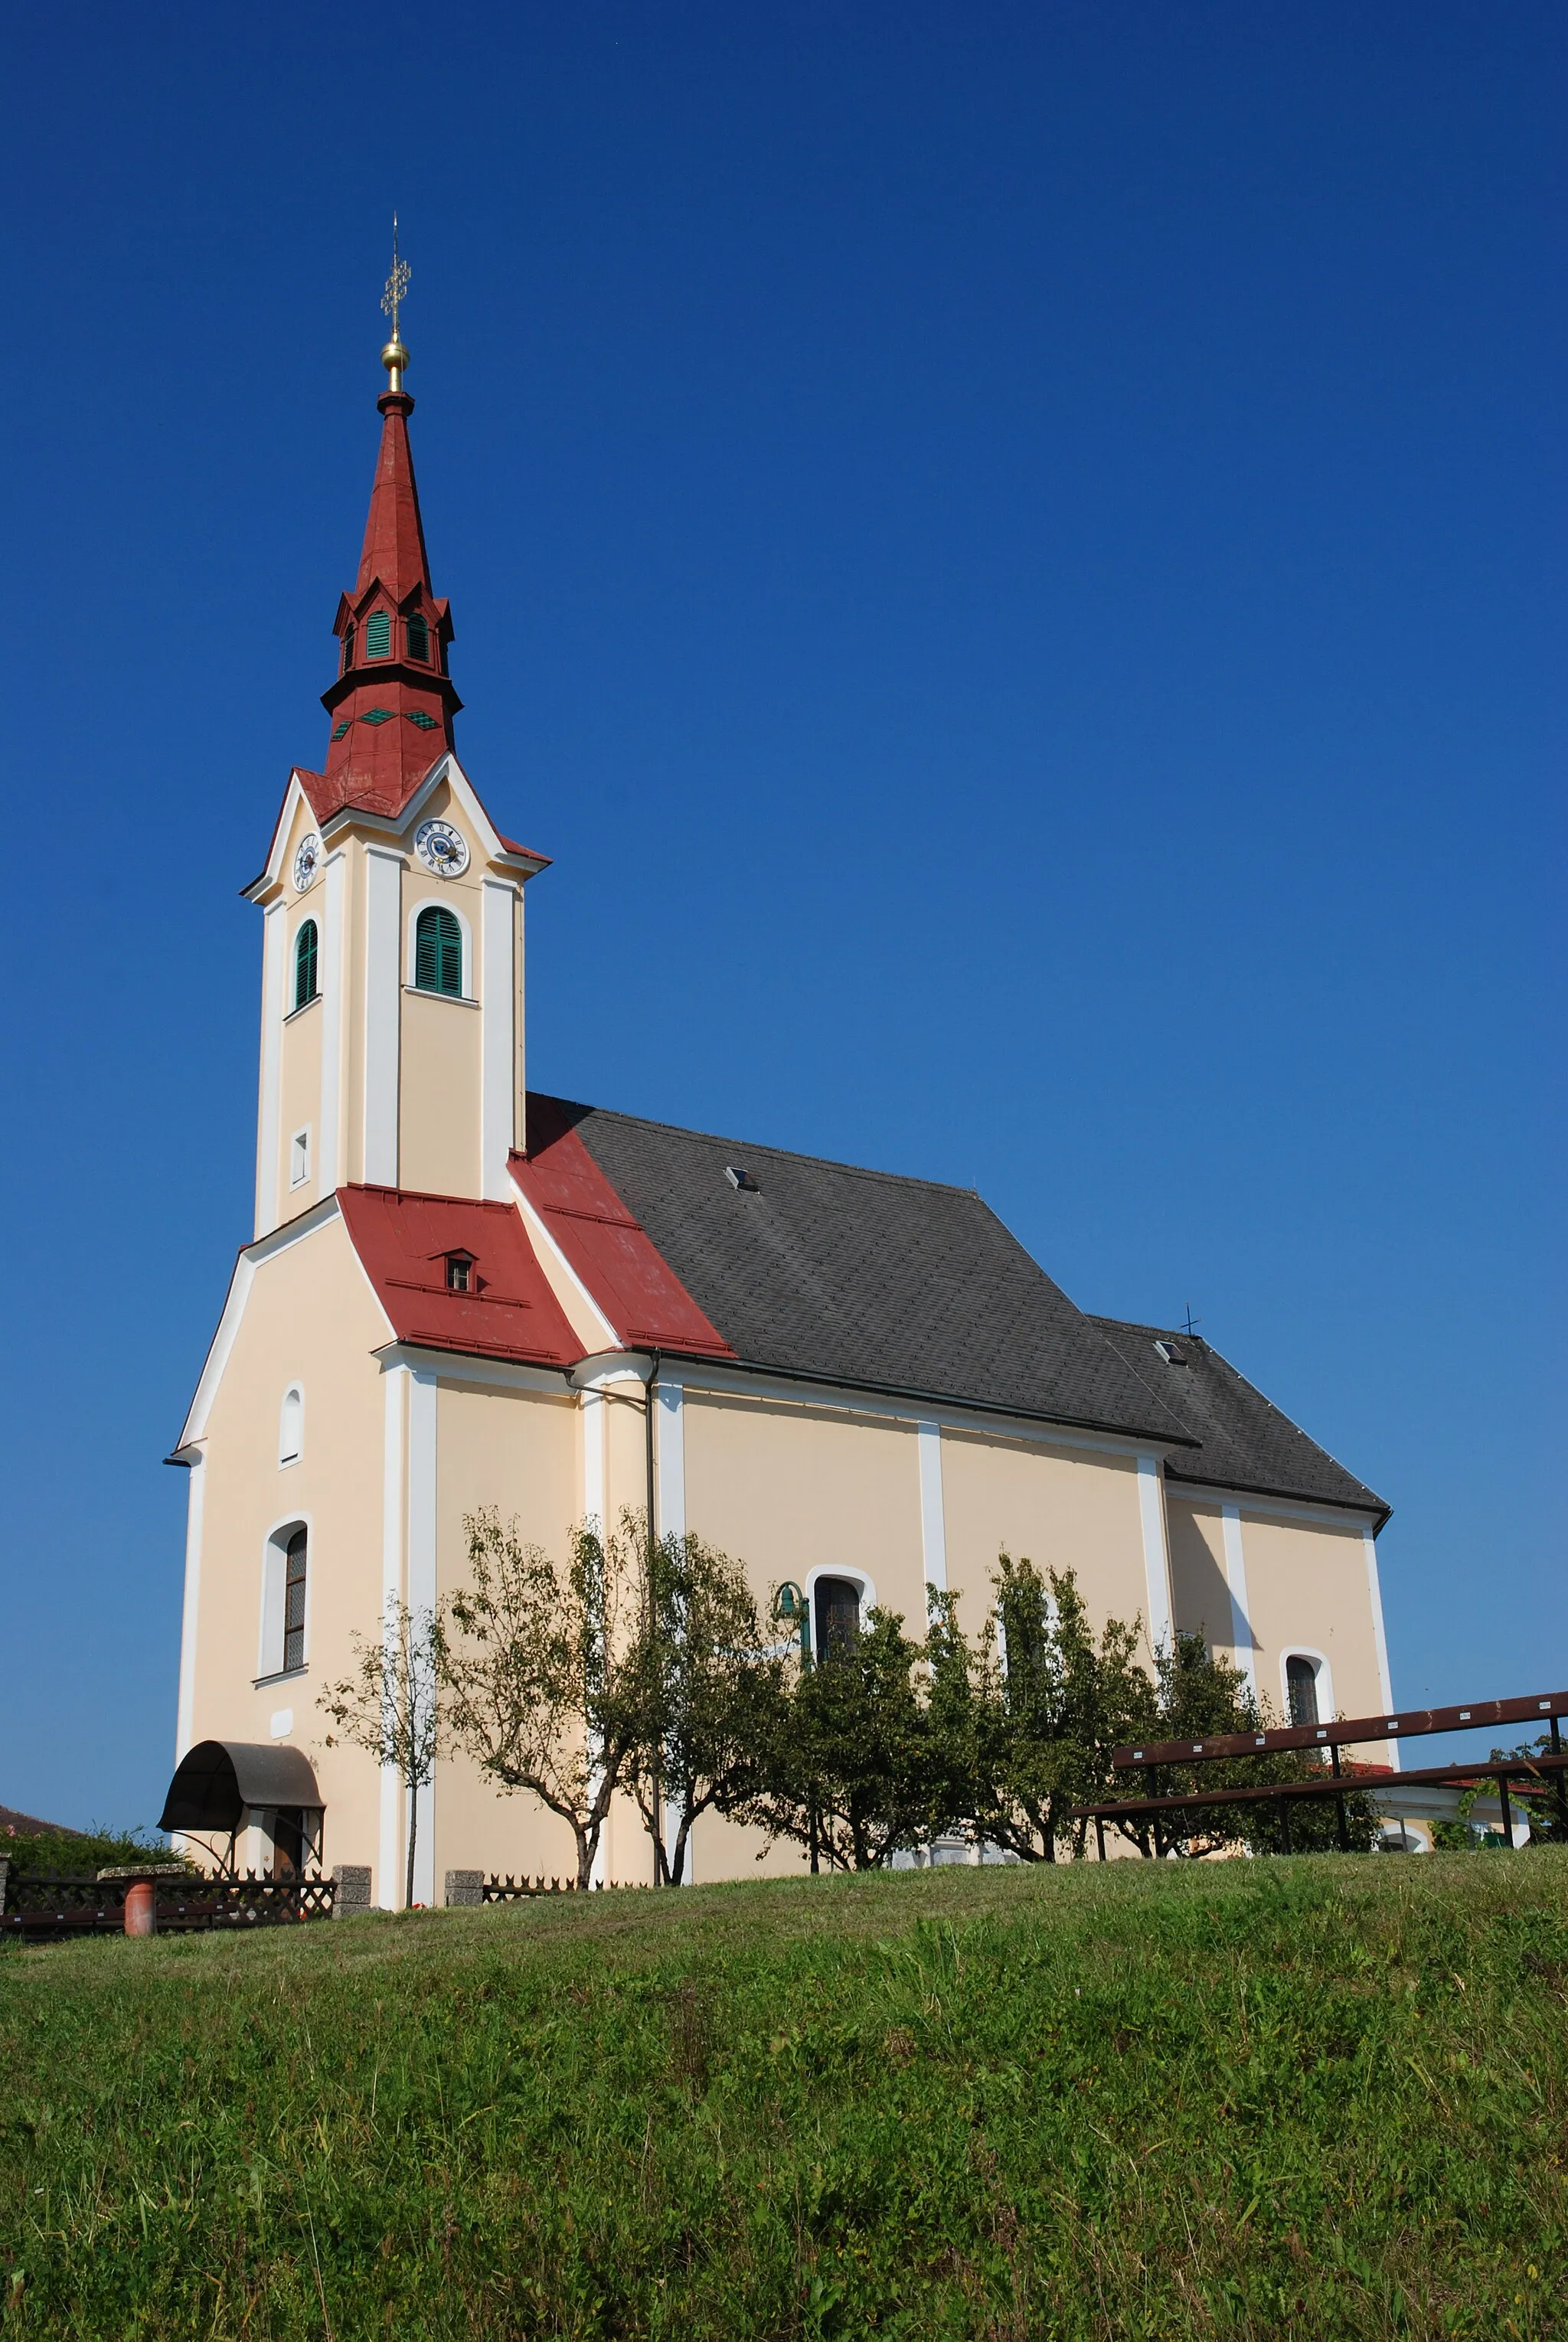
[406,612,430,662]
[445,1253,472,1292]
[364,609,391,659]
[341,622,356,672]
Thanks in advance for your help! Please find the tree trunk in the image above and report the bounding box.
[405,1782,418,1908]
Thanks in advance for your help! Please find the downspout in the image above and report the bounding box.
[645,1351,662,1882]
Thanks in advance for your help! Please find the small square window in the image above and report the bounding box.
[290,1129,310,1188]
[446,1254,472,1292]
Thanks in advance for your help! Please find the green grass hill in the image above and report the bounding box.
[2,1854,1565,2338]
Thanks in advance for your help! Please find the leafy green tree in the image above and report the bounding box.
[1114,1633,1379,1858]
[436,1511,644,1890]
[320,1599,443,1906]
[737,1605,946,1871]
[968,1557,1152,1861]
[626,1527,786,1886]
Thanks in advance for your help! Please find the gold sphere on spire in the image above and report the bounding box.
[381,335,410,394]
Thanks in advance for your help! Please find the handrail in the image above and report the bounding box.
[1113,1689,1568,1771]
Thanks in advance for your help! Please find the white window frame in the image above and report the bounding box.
[256,1514,312,1683]
[405,895,475,1001]
[1280,1646,1334,1730]
[278,1383,304,1468]
[289,1126,312,1189]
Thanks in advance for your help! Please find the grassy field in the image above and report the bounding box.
[1,1854,1565,2340]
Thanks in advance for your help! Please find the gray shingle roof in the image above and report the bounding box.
[536,1097,1387,1523]
[546,1097,1192,1445]
[1087,1317,1389,1523]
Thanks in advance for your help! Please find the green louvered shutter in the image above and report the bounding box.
[416,904,463,996]
[341,623,356,672]
[365,609,391,658]
[406,612,430,662]
[294,919,318,1009]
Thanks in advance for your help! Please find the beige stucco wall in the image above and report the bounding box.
[940,1429,1153,1654]
[1166,1498,1236,1656]
[1237,1510,1387,1743]
[185,1212,391,1879]
[425,1375,583,1885]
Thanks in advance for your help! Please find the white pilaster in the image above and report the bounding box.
[317,849,347,1194]
[581,1387,606,1534]
[379,1363,407,1908]
[1363,1525,1397,1766]
[174,1453,206,1760]
[363,846,403,1187]
[255,903,286,1236]
[481,878,515,1200]
[917,1421,947,1600]
[408,1367,439,1905]
[1136,1454,1174,1658]
[655,1373,686,1541]
[1220,1503,1257,1697]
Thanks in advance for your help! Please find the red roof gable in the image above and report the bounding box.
[338,1187,583,1369]
[510,1099,736,1360]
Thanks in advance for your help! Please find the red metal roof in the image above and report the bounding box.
[510,1099,736,1360]
[338,1186,583,1369]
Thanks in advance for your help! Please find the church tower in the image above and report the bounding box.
[244,256,546,1233]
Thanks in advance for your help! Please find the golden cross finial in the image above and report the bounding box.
[380,217,411,394]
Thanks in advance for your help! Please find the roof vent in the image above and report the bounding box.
[725,1164,760,1193]
[1152,1339,1187,1365]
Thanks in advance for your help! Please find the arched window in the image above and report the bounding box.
[293,919,318,1010]
[414,903,464,997]
[341,622,356,673]
[365,609,391,658]
[279,1385,303,1466]
[406,612,430,662]
[1285,1654,1320,1728]
[814,1576,862,1664]
[283,1530,308,1673]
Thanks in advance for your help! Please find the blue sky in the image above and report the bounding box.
[2,4,1561,1829]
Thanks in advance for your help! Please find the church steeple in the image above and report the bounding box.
[317,234,461,819]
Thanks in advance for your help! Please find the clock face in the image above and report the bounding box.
[414,818,469,878]
[292,833,322,893]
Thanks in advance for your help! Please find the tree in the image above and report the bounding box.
[318,1599,441,1906]
[969,1557,1152,1862]
[1114,1633,1379,1858]
[735,1605,946,1871]
[434,1509,644,1889]
[625,1527,785,1886]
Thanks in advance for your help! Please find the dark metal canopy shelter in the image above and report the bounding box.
[158,1740,323,1837]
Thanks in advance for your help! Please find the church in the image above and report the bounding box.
[166,288,1395,1903]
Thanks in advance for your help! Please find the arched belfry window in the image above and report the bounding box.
[414,904,464,997]
[293,919,318,1011]
[406,612,430,662]
[365,609,391,659]
[279,1385,303,1467]
[341,622,355,673]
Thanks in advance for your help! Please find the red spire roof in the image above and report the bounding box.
[316,383,462,821]
[354,393,433,602]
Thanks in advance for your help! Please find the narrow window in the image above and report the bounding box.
[290,1129,310,1188]
[365,609,391,658]
[446,1254,472,1292]
[279,1386,302,1466]
[341,622,356,673]
[283,1530,308,1673]
[814,1576,862,1664]
[406,612,430,662]
[414,904,464,997]
[1286,1655,1320,1728]
[293,919,318,1010]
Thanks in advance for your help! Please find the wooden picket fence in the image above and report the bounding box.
[2,1870,337,1945]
